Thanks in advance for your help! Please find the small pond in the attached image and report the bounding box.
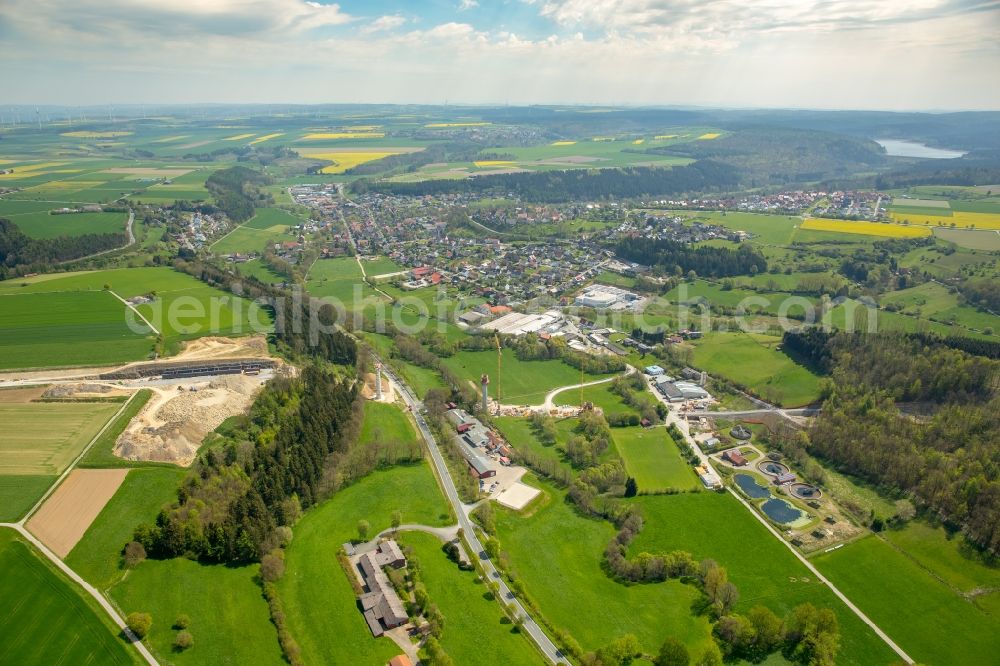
[762,498,804,524]
[734,473,770,499]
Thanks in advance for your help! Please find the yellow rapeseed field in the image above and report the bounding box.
[249,133,284,145]
[300,150,403,174]
[801,218,932,238]
[424,122,490,128]
[473,161,515,168]
[302,132,385,139]
[632,139,645,145]
[551,141,576,146]
[698,133,721,140]
[0,161,70,179]
[223,133,256,141]
[889,210,1000,231]
[60,131,133,138]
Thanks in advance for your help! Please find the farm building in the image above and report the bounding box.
[644,365,665,376]
[357,540,409,637]
[389,657,413,666]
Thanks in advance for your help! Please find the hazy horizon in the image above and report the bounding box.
[2,0,999,111]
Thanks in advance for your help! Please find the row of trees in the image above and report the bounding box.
[615,237,768,278]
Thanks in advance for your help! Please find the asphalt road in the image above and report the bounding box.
[379,363,570,664]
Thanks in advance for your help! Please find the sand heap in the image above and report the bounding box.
[115,374,265,466]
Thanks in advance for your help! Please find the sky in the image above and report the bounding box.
[1,0,998,110]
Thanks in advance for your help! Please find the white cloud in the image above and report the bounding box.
[459,0,479,9]
[0,1,996,109]
[361,14,407,34]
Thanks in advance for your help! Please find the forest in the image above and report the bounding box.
[360,160,740,203]
[615,237,768,278]
[0,218,127,278]
[205,165,272,222]
[649,128,887,187]
[782,330,1000,554]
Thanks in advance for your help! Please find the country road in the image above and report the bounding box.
[1,389,159,665]
[378,361,570,665]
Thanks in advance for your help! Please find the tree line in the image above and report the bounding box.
[0,218,127,278]
[360,161,740,203]
[615,237,767,278]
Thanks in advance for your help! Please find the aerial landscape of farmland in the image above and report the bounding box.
[2,1,1000,666]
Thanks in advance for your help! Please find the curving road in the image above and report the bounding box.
[377,360,570,664]
[537,364,636,410]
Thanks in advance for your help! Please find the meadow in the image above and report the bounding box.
[0,267,272,350]
[627,492,898,665]
[306,255,385,306]
[554,381,637,416]
[689,332,823,407]
[0,290,154,369]
[211,206,302,254]
[358,400,420,446]
[880,282,1000,332]
[66,467,186,589]
[494,477,716,657]
[4,210,128,239]
[111,557,284,666]
[0,528,138,665]
[440,349,614,406]
[933,226,1000,250]
[612,426,698,492]
[276,463,453,666]
[399,532,546,665]
[813,534,1000,665]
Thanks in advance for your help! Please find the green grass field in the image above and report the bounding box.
[554,381,638,416]
[276,463,453,666]
[0,474,55,522]
[813,534,1000,665]
[494,476,715,657]
[306,256,384,306]
[399,532,546,665]
[362,256,405,276]
[0,290,154,369]
[0,266,271,350]
[111,557,284,665]
[0,528,138,665]
[66,468,186,590]
[612,426,698,492]
[882,520,1000,594]
[0,401,120,475]
[211,207,301,254]
[6,210,128,239]
[359,400,419,447]
[690,332,823,407]
[880,282,1000,333]
[628,492,898,665]
[441,349,613,406]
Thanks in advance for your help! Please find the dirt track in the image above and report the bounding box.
[26,469,129,557]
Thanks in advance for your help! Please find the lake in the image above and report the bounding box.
[876,139,967,159]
